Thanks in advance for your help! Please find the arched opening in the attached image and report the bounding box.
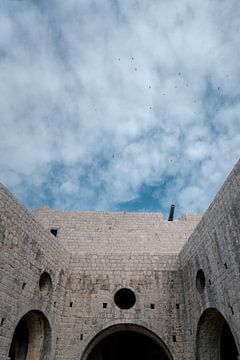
[8,310,51,360]
[196,308,239,360]
[82,324,173,360]
[39,272,53,295]
[196,269,205,294]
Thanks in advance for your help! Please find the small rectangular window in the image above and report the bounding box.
[176,304,180,309]
[173,335,176,342]
[70,302,73,307]
[150,304,155,309]
[50,229,58,237]
[103,303,107,308]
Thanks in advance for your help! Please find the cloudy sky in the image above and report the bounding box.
[0,0,239,217]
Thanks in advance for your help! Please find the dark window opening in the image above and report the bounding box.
[0,318,5,326]
[103,303,107,308]
[70,302,73,307]
[196,269,206,293]
[224,262,228,269]
[22,282,26,290]
[50,229,58,237]
[209,279,212,285]
[80,334,83,340]
[150,304,155,309]
[172,335,176,343]
[229,305,234,315]
[114,288,136,309]
[54,302,56,307]
[176,304,180,309]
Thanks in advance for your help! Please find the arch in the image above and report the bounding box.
[81,323,173,360]
[8,310,51,360]
[39,272,53,295]
[196,308,239,360]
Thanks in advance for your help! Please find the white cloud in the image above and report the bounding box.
[0,0,239,215]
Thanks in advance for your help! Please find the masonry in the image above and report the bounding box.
[0,160,239,360]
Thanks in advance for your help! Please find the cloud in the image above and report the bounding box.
[0,0,239,216]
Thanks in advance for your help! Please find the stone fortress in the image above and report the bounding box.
[0,159,239,360]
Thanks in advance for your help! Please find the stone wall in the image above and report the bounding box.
[0,159,239,360]
[0,184,70,360]
[33,208,201,255]
[179,159,240,359]
[57,254,182,359]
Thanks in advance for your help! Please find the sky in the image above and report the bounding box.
[0,0,240,218]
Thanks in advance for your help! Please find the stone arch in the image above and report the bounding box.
[81,323,174,360]
[8,310,51,360]
[196,307,239,360]
[39,271,53,295]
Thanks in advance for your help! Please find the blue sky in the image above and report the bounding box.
[0,0,239,218]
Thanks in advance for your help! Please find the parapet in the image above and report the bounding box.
[33,208,201,255]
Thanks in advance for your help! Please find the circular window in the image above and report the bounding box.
[114,288,136,309]
[39,272,52,295]
[196,269,205,293]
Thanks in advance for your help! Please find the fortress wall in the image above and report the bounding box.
[55,253,184,360]
[0,184,70,360]
[33,209,201,255]
[179,160,240,359]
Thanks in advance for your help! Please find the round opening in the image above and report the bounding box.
[39,272,52,295]
[114,288,136,309]
[196,269,206,293]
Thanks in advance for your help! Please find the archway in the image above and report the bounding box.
[196,308,239,360]
[82,324,173,360]
[8,310,51,360]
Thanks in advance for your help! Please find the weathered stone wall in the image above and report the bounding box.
[179,160,240,359]
[0,159,239,360]
[33,208,200,255]
[57,254,182,359]
[32,207,200,359]
[0,184,70,360]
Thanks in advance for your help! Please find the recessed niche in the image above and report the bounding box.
[114,288,136,309]
[150,304,155,309]
[196,269,206,294]
[103,303,107,308]
[39,272,52,295]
